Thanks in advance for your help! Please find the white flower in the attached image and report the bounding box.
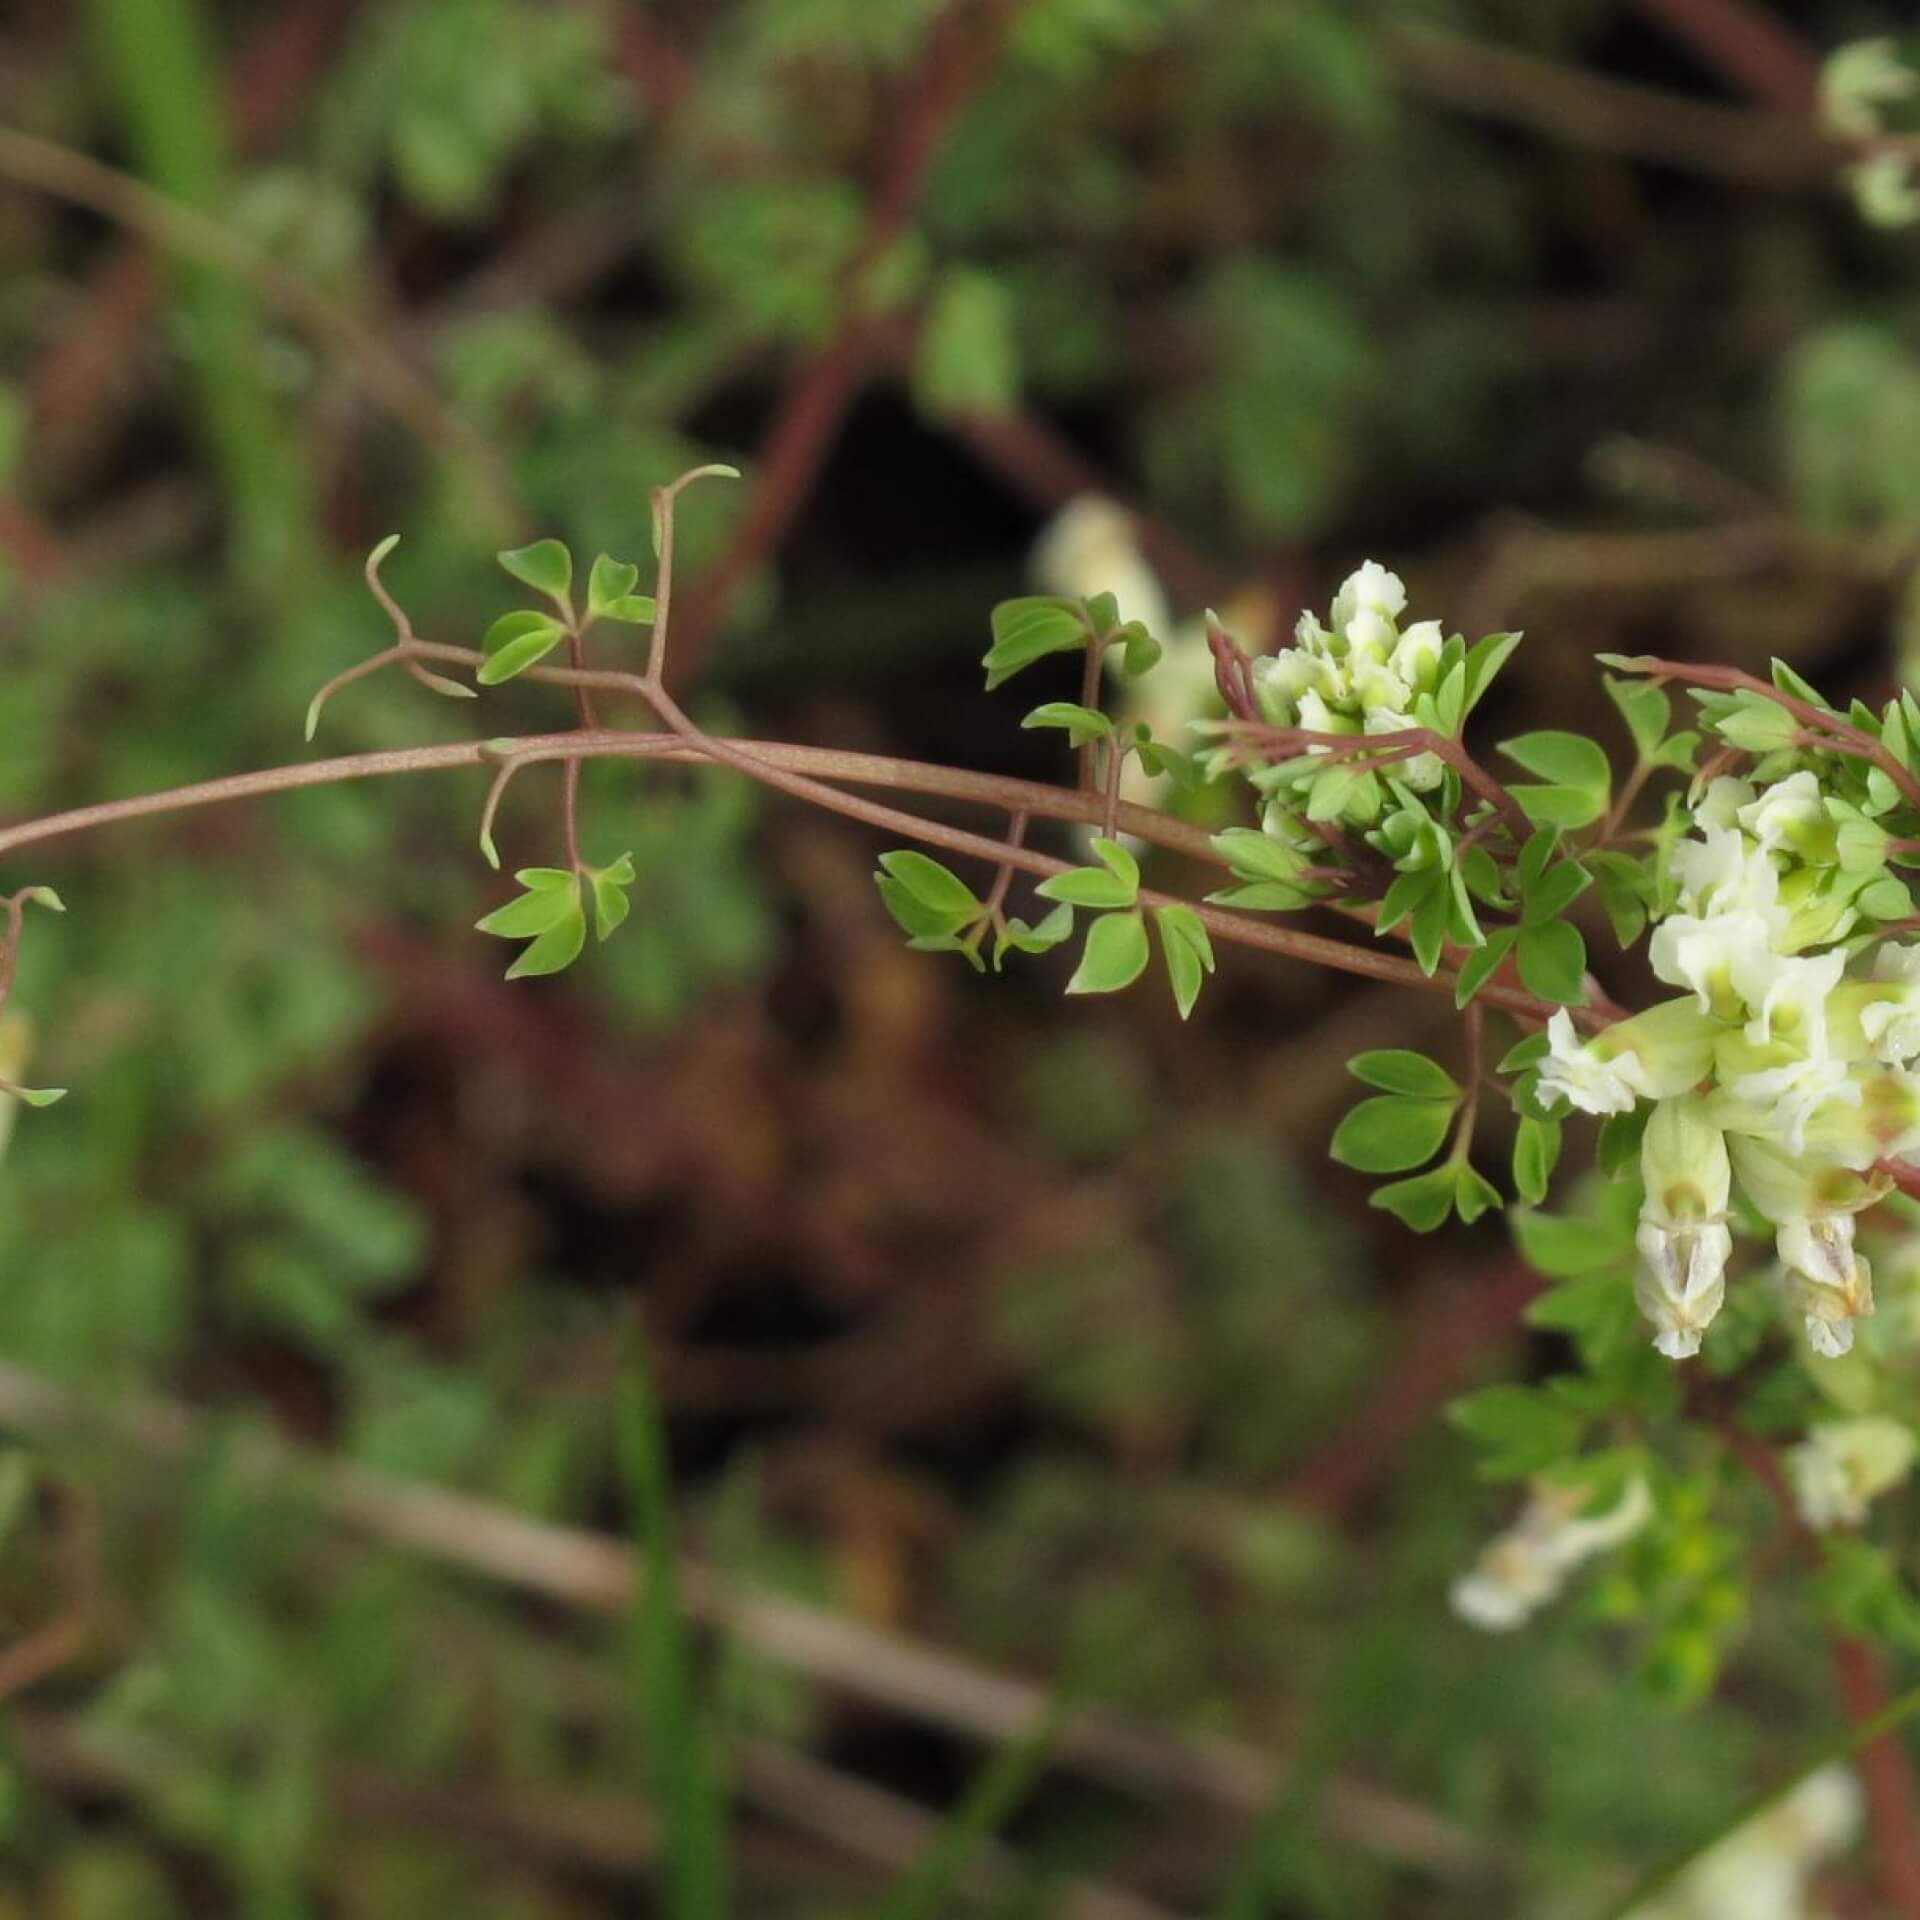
[1329,560,1405,639]
[1787,1418,1917,1529]
[1636,1217,1732,1357]
[1296,687,1347,737]
[1538,1008,1654,1116]
[1727,1053,1860,1158]
[1651,908,1785,1015]
[1737,771,1825,855]
[1451,1477,1652,1632]
[1694,775,1758,833]
[1349,661,1411,714]
[1737,947,1846,1053]
[1670,824,1782,920]
[1031,497,1171,640]
[1389,618,1443,687]
[1863,942,1920,1066]
[1626,1765,1862,1920]
[1779,1212,1876,1357]
[1344,605,1395,662]
[1250,648,1326,720]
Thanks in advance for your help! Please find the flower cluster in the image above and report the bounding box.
[1539,772,1920,1359]
[1248,561,1448,810]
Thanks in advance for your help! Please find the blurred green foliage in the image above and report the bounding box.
[4,0,1920,1913]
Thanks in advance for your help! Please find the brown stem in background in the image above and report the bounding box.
[1629,0,1820,115]
[1713,1414,1920,1913]
[665,1,1022,680]
[26,0,364,468]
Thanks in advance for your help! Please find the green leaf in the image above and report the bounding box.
[876,850,981,919]
[1527,1269,1639,1366]
[1370,1165,1460,1232]
[993,903,1073,969]
[21,887,64,914]
[478,610,566,685]
[1330,1094,1457,1173]
[1513,1114,1562,1206]
[598,595,658,625]
[1153,903,1214,1019]
[587,554,639,618]
[1650,730,1699,772]
[1347,1050,1459,1098]
[1516,920,1587,1004]
[1604,675,1670,759]
[1065,910,1150,995]
[1037,839,1139,910]
[1462,632,1522,714]
[505,902,587,979]
[1510,1208,1629,1278]
[1448,1383,1585,1479]
[476,881,579,940]
[1021,701,1112,746]
[1499,731,1612,789]
[1206,880,1320,911]
[877,878,972,941]
[498,539,573,605]
[1522,859,1591,926]
[1589,851,1651,947]
[587,853,636,942]
[1453,926,1517,1008]
[982,597,1088,690]
[1119,622,1162,679]
[6,1085,66,1109]
[1212,827,1310,886]
[1455,1163,1502,1224]
[912,266,1020,421]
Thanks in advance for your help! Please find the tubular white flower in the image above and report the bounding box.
[1670,824,1781,919]
[1736,947,1846,1053]
[1862,942,1920,1066]
[1778,1212,1876,1357]
[1538,1009,1654,1116]
[1450,1477,1651,1633]
[1694,775,1758,832]
[1031,497,1171,640]
[1651,908,1785,1017]
[1635,1218,1732,1358]
[1737,771,1826,856]
[1786,1418,1917,1530]
[1725,1053,1861,1158]
[1635,1096,1735,1359]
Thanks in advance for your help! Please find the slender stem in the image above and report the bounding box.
[1080,639,1104,797]
[981,813,1029,925]
[1627,657,1920,814]
[0,726,1596,1026]
[1102,738,1125,842]
[1596,757,1657,847]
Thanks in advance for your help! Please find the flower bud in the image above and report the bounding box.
[1389,618,1444,690]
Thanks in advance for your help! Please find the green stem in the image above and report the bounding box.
[1595,1678,1920,1919]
